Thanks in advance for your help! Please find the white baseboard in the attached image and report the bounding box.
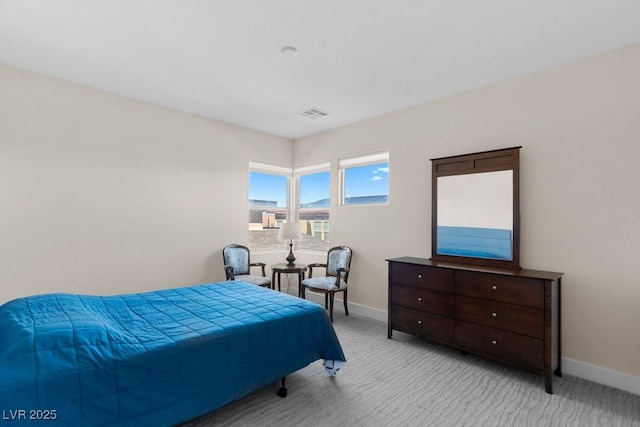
[340,298,388,322]
[561,357,640,395]
[298,290,640,396]
[298,291,387,322]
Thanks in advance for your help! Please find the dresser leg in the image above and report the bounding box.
[544,374,553,394]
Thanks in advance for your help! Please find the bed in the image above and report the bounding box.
[0,281,346,426]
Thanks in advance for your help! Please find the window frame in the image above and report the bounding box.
[338,151,390,206]
[294,162,331,252]
[248,162,292,252]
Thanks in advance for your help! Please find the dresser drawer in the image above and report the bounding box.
[455,321,543,370]
[391,284,454,317]
[391,305,454,343]
[455,270,544,309]
[455,295,543,339]
[390,263,454,292]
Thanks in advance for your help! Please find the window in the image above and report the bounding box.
[296,163,330,251]
[339,152,389,206]
[248,162,291,251]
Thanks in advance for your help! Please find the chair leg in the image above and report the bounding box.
[324,293,328,309]
[343,289,349,316]
[328,292,334,322]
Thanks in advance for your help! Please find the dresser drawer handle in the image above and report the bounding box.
[491,340,497,345]
[492,285,498,290]
[417,320,422,325]
[417,297,422,302]
[417,274,423,279]
[491,312,497,318]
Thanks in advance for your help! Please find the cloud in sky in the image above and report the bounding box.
[371,165,388,181]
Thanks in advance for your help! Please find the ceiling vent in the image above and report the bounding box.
[298,107,330,120]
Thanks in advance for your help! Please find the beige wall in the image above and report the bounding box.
[1,43,639,386]
[0,65,291,301]
[294,44,640,379]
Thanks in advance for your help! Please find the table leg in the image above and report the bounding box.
[271,270,276,291]
[298,272,305,297]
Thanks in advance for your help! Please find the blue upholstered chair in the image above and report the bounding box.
[301,246,352,322]
[222,244,272,288]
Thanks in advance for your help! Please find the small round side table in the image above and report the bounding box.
[270,263,307,296]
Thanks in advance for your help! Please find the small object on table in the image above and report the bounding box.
[277,223,304,266]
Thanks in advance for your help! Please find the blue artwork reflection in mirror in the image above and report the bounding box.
[436,170,513,260]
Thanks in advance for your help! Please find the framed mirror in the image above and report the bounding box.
[431,147,521,269]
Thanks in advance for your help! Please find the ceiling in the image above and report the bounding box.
[2,1,639,139]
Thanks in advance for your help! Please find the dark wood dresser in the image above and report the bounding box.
[387,256,563,393]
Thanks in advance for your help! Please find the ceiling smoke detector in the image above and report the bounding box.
[298,107,330,120]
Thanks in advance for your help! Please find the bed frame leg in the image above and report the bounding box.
[277,377,288,398]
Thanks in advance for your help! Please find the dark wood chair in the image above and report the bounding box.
[222,244,271,287]
[301,246,352,322]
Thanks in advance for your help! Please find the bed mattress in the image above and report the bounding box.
[0,281,345,426]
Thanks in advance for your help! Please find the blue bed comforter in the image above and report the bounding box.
[0,282,345,426]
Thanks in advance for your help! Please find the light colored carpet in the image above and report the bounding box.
[181,312,640,427]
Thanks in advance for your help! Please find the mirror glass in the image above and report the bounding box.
[436,170,513,260]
